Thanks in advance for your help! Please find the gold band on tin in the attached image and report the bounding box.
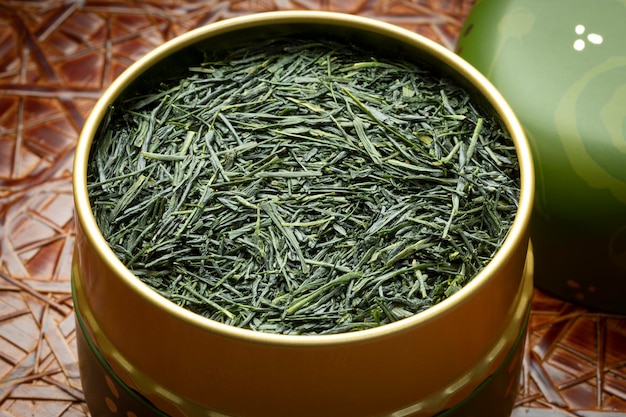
[73,247,533,417]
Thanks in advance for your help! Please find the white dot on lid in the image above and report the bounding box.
[575,24,586,35]
[574,39,586,51]
[588,33,603,44]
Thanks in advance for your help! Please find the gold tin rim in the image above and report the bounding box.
[72,10,534,346]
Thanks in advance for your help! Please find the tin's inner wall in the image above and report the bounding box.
[116,22,504,128]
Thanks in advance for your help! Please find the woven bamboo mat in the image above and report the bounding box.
[1,1,626,416]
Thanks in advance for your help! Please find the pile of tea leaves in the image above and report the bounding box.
[88,38,520,335]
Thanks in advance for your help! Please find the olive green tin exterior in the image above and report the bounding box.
[72,11,535,417]
[457,0,626,313]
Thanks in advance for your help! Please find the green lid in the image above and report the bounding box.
[457,0,626,313]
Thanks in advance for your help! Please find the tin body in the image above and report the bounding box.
[72,11,535,417]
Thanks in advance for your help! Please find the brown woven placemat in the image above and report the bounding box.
[1,1,625,416]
